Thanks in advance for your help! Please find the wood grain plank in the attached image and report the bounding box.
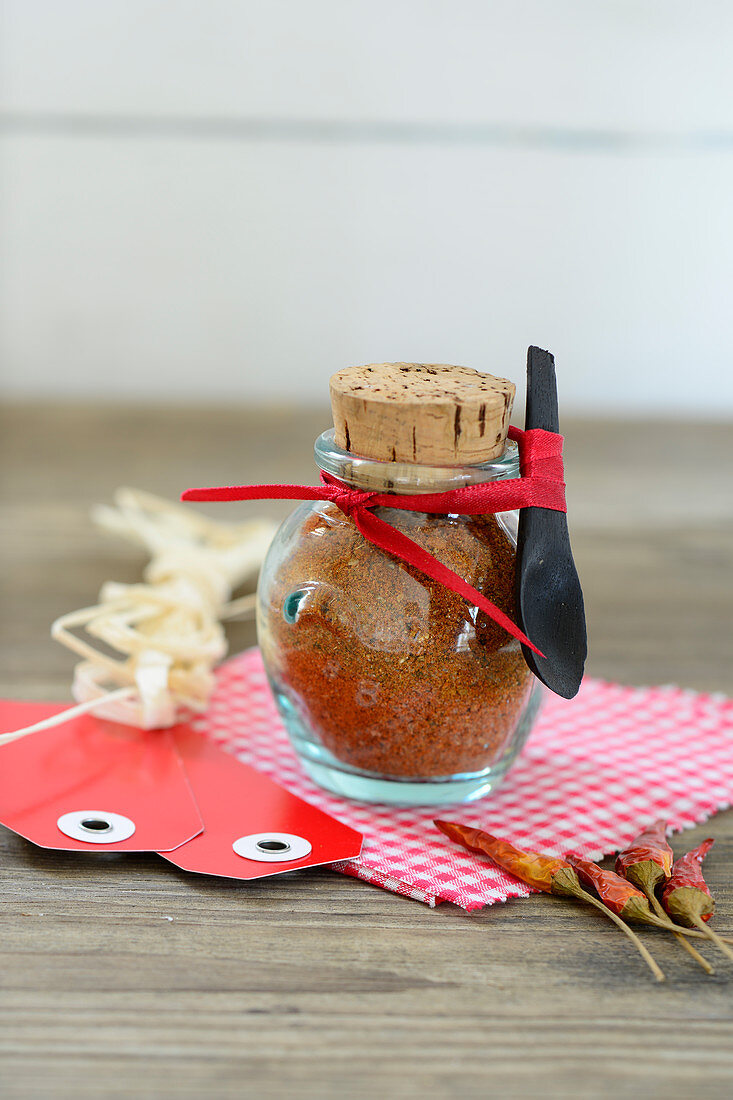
[1,405,732,1099]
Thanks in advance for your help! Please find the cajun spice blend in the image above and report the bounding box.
[261,504,533,777]
[257,364,540,797]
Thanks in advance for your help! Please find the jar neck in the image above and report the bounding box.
[314,429,519,494]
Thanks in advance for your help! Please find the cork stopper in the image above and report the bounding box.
[330,363,515,466]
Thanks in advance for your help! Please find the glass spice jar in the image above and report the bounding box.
[256,363,542,804]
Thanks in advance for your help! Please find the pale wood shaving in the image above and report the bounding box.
[1,488,276,741]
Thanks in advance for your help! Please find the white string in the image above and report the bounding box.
[0,488,275,742]
[220,592,257,620]
[0,686,138,745]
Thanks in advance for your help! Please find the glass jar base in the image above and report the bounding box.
[270,678,543,806]
[297,755,516,806]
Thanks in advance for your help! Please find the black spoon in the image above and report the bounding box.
[515,346,587,698]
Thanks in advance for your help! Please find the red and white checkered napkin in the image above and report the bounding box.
[194,649,733,910]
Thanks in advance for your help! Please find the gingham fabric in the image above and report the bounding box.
[193,649,733,910]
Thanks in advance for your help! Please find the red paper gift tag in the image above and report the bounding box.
[160,725,363,879]
[0,701,203,852]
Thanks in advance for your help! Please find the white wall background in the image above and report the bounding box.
[2,0,733,415]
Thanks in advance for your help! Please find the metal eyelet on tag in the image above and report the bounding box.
[232,831,312,863]
[159,728,363,880]
[57,810,136,844]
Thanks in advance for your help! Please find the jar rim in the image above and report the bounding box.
[314,428,520,493]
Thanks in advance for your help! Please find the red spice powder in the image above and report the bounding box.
[259,501,534,778]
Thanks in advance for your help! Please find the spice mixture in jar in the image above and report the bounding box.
[257,363,542,804]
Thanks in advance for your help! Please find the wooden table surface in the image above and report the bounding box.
[1,404,732,1099]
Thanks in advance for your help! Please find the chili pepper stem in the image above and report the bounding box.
[576,887,665,982]
[689,913,733,964]
[677,926,733,945]
[641,910,733,945]
[646,890,714,975]
[665,928,714,975]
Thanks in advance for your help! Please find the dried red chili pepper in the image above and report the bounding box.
[568,853,714,975]
[569,854,664,921]
[615,819,673,894]
[616,821,717,973]
[434,821,665,981]
[662,840,733,963]
[663,839,714,920]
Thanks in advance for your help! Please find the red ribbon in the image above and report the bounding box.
[182,426,566,657]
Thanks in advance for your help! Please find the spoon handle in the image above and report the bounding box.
[525,346,560,434]
[516,347,587,699]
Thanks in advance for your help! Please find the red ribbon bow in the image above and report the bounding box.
[182,426,566,657]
